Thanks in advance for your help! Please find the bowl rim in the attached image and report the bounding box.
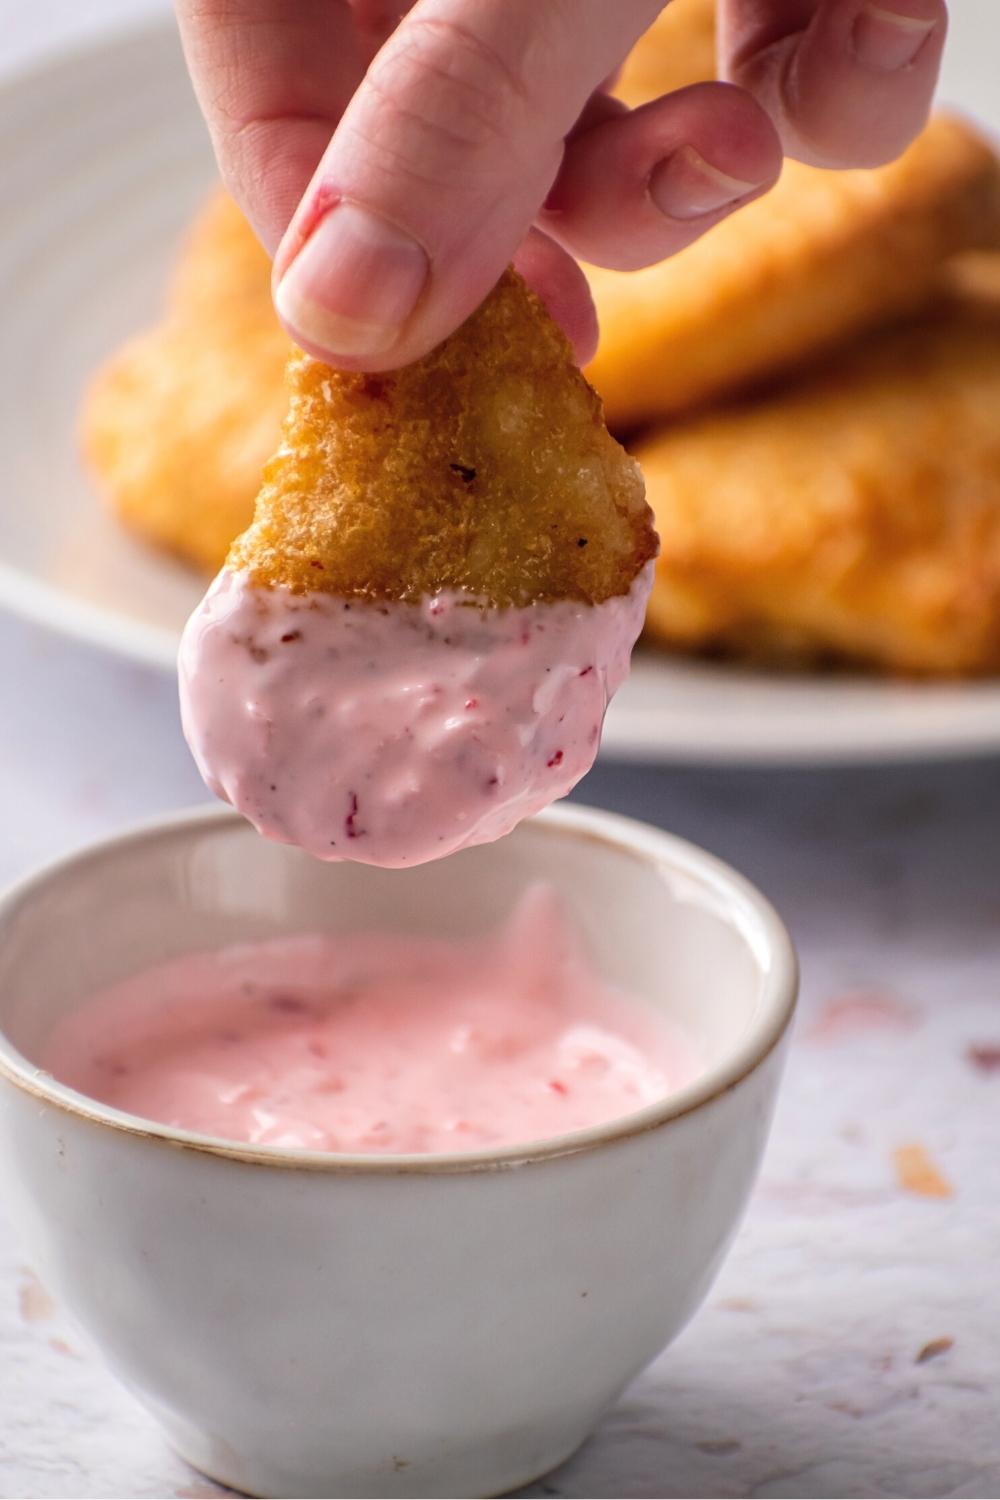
[0,802,798,1175]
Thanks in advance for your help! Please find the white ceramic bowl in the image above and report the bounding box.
[0,804,797,1499]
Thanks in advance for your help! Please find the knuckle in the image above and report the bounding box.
[369,15,535,157]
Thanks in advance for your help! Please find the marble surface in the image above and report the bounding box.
[2,6,999,1498]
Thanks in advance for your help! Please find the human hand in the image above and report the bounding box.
[175,0,947,370]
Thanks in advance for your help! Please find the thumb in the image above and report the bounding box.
[273,0,664,368]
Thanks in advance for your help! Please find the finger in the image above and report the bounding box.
[349,1,416,64]
[720,0,948,168]
[540,82,783,271]
[513,229,599,366]
[174,0,365,250]
[271,0,665,370]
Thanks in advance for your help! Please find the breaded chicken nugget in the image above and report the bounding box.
[941,248,1000,302]
[612,0,716,108]
[180,269,657,867]
[166,188,275,315]
[585,115,1000,429]
[81,192,288,573]
[231,269,655,606]
[639,269,1000,676]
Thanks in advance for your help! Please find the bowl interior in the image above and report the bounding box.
[0,805,792,1110]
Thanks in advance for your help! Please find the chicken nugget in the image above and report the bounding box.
[612,0,716,108]
[230,270,654,605]
[166,188,275,315]
[81,191,288,573]
[585,115,1000,429]
[180,269,657,867]
[639,268,1000,675]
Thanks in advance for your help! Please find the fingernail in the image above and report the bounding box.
[649,145,761,222]
[275,202,428,359]
[852,4,938,71]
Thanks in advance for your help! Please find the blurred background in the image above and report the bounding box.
[1,4,999,1498]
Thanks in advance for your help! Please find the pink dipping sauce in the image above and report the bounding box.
[178,564,653,869]
[43,888,699,1155]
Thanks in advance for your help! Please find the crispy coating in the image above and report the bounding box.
[166,188,274,314]
[639,268,1000,676]
[585,115,1000,429]
[941,248,1000,302]
[612,0,716,108]
[81,192,289,572]
[229,270,656,606]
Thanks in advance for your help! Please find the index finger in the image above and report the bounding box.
[174,0,365,250]
[719,0,947,167]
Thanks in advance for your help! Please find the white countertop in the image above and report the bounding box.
[1,7,999,1498]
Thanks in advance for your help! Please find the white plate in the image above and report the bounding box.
[3,16,1000,765]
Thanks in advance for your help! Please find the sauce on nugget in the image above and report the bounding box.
[179,270,657,867]
[180,563,651,867]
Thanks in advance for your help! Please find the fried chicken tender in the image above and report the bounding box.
[639,269,1000,675]
[81,192,289,573]
[182,269,656,868]
[230,268,656,606]
[612,0,716,108]
[166,188,273,315]
[585,115,1000,428]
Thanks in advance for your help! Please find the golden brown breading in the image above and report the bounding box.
[585,115,1000,429]
[166,189,274,315]
[941,247,1000,302]
[81,192,289,573]
[230,269,656,606]
[612,0,716,108]
[639,268,1000,676]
